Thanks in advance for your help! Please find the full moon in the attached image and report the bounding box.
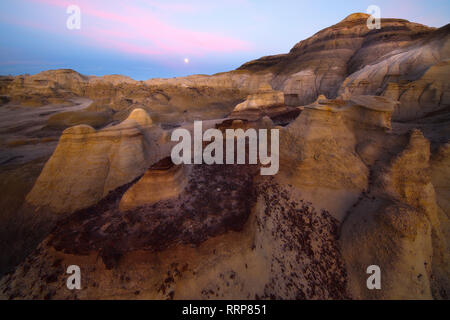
[184,58,189,64]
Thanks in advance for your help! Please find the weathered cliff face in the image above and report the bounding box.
[0,163,349,300]
[25,109,167,214]
[1,69,251,126]
[239,13,440,107]
[341,130,449,299]
[1,16,447,124]
[119,158,189,212]
[229,84,290,120]
[0,13,449,300]
[338,25,450,121]
[277,95,397,221]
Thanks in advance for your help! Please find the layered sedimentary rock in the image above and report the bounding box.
[119,158,189,212]
[0,69,251,126]
[240,13,439,106]
[144,71,274,92]
[0,13,449,300]
[278,95,398,220]
[338,25,450,120]
[1,16,447,125]
[0,162,350,300]
[277,92,449,299]
[25,109,166,214]
[46,107,114,130]
[431,143,450,216]
[229,84,289,120]
[383,60,450,121]
[341,130,449,299]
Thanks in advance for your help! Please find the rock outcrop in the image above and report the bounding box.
[119,157,189,212]
[0,163,349,300]
[431,143,450,217]
[341,130,449,299]
[338,24,449,121]
[0,13,449,300]
[229,84,288,120]
[240,14,439,106]
[383,60,450,121]
[25,109,166,214]
[1,17,447,125]
[277,95,399,220]
[275,92,449,299]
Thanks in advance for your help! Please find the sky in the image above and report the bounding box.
[0,0,449,80]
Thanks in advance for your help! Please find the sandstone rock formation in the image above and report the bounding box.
[275,92,448,299]
[431,143,450,217]
[277,95,399,220]
[25,109,166,214]
[1,18,447,125]
[240,14,441,106]
[229,84,289,120]
[119,157,189,212]
[338,25,449,121]
[0,69,251,127]
[383,60,450,121]
[0,163,349,300]
[46,107,114,130]
[341,130,449,299]
[0,13,449,300]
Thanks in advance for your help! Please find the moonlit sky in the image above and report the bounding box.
[0,0,449,80]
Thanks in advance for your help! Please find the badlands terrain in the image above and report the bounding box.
[0,13,449,299]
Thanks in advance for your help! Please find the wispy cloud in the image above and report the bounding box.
[26,0,250,57]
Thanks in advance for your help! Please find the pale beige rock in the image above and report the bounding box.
[242,14,436,106]
[431,143,450,217]
[233,90,283,112]
[345,95,398,129]
[341,130,449,299]
[0,14,449,301]
[230,85,287,120]
[383,60,450,120]
[119,158,189,211]
[25,108,165,214]
[338,29,450,121]
[278,97,383,221]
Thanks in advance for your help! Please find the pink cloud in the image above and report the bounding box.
[144,1,202,13]
[27,0,250,57]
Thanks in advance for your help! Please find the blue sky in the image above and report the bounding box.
[0,0,449,80]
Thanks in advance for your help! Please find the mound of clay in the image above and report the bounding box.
[119,157,189,211]
[0,164,349,300]
[338,25,450,121]
[0,13,449,301]
[383,60,450,121]
[341,130,449,299]
[25,109,165,214]
[279,95,399,190]
[2,19,446,123]
[230,84,287,120]
[240,14,437,106]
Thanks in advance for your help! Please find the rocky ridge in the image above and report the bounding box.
[0,13,449,300]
